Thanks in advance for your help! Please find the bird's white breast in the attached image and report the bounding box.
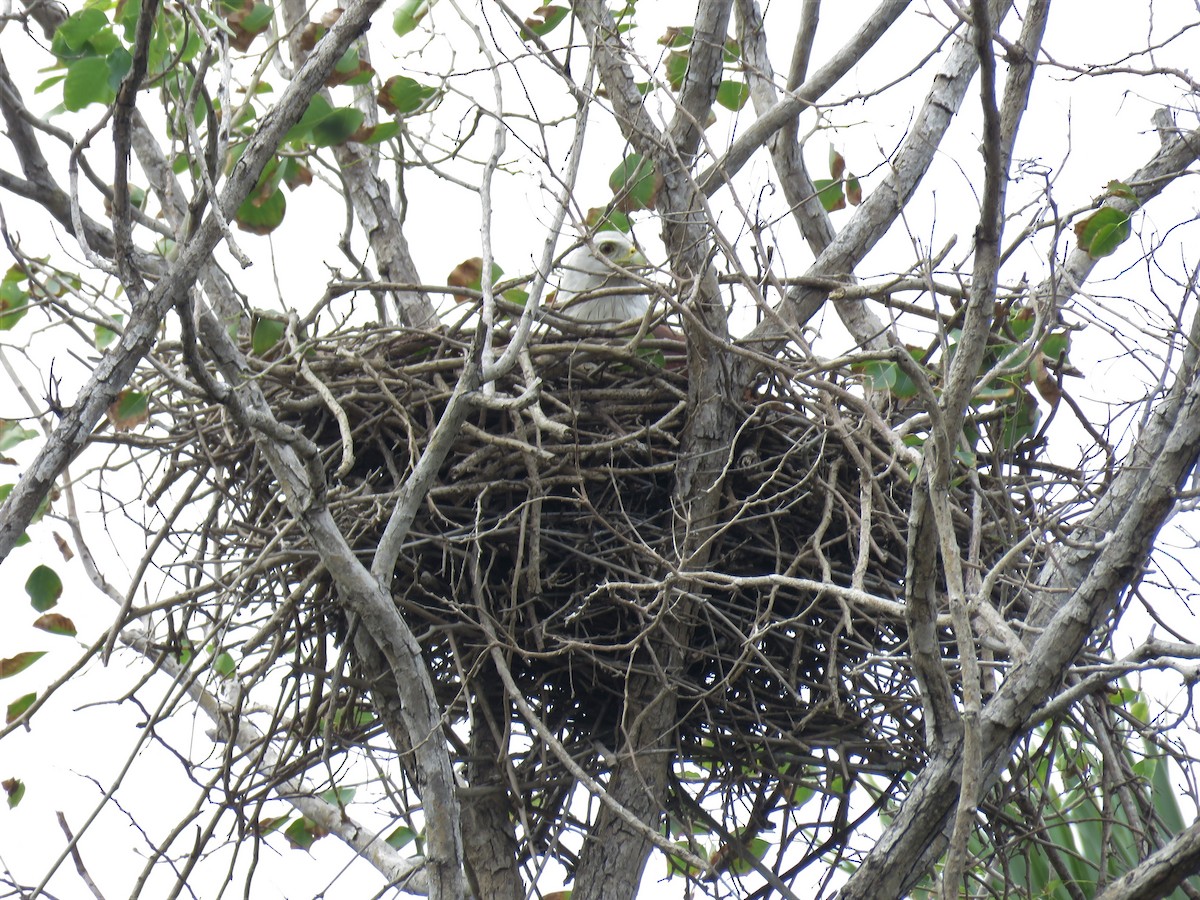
[555,233,651,324]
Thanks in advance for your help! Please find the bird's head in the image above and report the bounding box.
[555,231,652,323]
[570,231,649,276]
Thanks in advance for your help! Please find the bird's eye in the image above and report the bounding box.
[598,241,618,257]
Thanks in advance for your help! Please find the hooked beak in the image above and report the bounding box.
[619,245,650,270]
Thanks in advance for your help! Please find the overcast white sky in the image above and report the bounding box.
[2,1,1200,897]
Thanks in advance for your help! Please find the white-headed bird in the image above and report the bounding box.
[554,231,651,323]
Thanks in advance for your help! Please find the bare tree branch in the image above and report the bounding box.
[1093,816,1200,900]
[0,0,390,561]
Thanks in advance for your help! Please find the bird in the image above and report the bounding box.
[553,231,653,323]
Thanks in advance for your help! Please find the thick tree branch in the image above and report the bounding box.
[0,0,390,562]
[697,0,912,197]
[276,0,437,329]
[566,5,743,897]
[940,0,1050,432]
[929,5,1051,890]
[111,0,159,293]
[1093,816,1200,900]
[732,0,1013,388]
[189,300,465,899]
[1017,128,1200,633]
[120,627,433,897]
[838,250,1200,900]
[665,0,733,161]
[735,0,891,351]
[0,56,165,269]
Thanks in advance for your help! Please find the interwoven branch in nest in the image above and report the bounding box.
[143,324,1038,856]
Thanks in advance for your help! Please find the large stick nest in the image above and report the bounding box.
[146,322,1036,853]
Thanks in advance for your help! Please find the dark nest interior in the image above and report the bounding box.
[146,321,1038,862]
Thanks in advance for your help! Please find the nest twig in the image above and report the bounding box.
[142,323,1038,864]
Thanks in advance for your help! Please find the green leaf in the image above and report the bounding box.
[284,818,319,850]
[393,0,430,37]
[284,95,334,143]
[857,359,896,391]
[1088,217,1132,259]
[1008,307,1035,340]
[638,346,666,368]
[212,650,236,677]
[282,815,335,851]
[503,288,529,307]
[3,777,25,808]
[584,207,631,234]
[0,484,33,545]
[235,187,286,234]
[0,266,29,331]
[64,56,116,110]
[87,28,121,56]
[996,340,1033,374]
[729,837,771,874]
[95,314,124,349]
[856,359,919,398]
[25,565,62,612]
[356,121,400,144]
[0,651,46,679]
[657,26,692,48]
[446,257,503,303]
[1074,206,1131,258]
[715,80,749,111]
[333,45,361,75]
[125,185,147,210]
[1106,179,1137,201]
[665,842,706,878]
[331,706,375,729]
[6,693,36,724]
[664,50,688,90]
[35,74,66,94]
[1148,752,1186,835]
[973,382,1017,403]
[106,46,133,91]
[342,66,374,87]
[1042,332,1069,362]
[386,825,417,849]
[252,316,286,354]
[224,0,273,50]
[54,8,108,53]
[377,75,437,115]
[608,153,660,212]
[115,0,142,38]
[240,3,273,33]
[319,786,357,806]
[177,24,203,64]
[524,5,568,36]
[255,814,291,835]
[281,157,312,189]
[0,420,37,451]
[310,107,365,146]
[999,392,1040,449]
[812,178,845,212]
[890,366,919,400]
